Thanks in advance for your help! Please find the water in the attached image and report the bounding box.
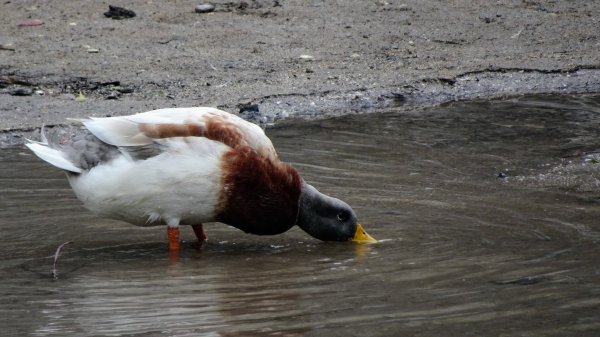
[1,94,600,336]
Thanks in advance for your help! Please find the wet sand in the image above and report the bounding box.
[1,1,600,145]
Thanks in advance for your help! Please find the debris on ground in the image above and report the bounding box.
[17,19,44,27]
[104,5,136,19]
[52,241,73,279]
[195,3,215,13]
[75,91,87,102]
[9,87,33,96]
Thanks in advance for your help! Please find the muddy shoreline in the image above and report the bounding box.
[1,1,599,146]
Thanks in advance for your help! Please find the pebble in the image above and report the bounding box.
[238,103,259,114]
[0,44,16,51]
[104,5,136,20]
[381,92,406,105]
[195,3,215,13]
[10,87,33,96]
[105,91,121,100]
[115,86,134,94]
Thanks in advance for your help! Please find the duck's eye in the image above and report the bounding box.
[337,211,350,222]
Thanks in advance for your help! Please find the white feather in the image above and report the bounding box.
[25,141,82,173]
[68,137,229,226]
[82,117,148,146]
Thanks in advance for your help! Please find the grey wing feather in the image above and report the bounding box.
[43,126,121,170]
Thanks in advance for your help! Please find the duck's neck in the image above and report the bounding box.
[216,147,303,235]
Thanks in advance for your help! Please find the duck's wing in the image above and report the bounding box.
[82,107,278,160]
[26,125,122,173]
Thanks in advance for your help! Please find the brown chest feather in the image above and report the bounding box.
[217,147,302,235]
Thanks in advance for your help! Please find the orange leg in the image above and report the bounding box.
[192,224,207,247]
[167,227,180,252]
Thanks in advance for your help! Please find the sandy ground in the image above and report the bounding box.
[1,0,599,145]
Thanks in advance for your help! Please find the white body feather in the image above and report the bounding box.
[68,138,229,227]
[25,142,83,173]
[26,107,276,228]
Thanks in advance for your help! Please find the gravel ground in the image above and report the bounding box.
[1,0,599,145]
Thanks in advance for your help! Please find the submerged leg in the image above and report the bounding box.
[167,227,180,252]
[192,224,207,247]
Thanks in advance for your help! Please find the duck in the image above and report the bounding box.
[25,107,376,251]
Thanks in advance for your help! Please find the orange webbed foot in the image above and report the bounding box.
[192,224,207,249]
[167,227,181,252]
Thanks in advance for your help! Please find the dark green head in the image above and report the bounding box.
[295,182,376,243]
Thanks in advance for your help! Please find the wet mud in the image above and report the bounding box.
[1,1,600,145]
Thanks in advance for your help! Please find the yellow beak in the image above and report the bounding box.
[352,223,378,244]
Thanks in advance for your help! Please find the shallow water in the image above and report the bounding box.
[1,94,600,336]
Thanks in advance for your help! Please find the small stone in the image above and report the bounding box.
[104,5,136,20]
[105,91,121,100]
[0,44,16,51]
[195,3,215,13]
[238,103,259,114]
[115,86,134,94]
[381,92,406,105]
[35,89,45,95]
[10,87,33,96]
[86,48,100,53]
[299,54,314,60]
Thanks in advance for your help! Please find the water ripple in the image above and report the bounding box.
[2,94,600,336]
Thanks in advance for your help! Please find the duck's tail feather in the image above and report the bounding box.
[25,133,83,173]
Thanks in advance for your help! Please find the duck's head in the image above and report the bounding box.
[296,182,377,243]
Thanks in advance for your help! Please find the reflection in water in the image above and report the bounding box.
[1,94,600,336]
